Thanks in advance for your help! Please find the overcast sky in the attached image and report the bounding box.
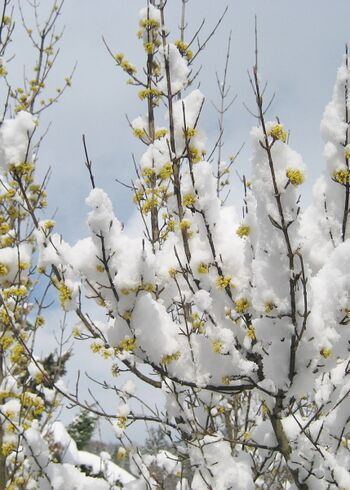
[7,0,350,443]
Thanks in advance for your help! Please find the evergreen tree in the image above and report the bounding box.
[68,409,97,450]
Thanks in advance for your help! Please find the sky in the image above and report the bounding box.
[6,0,350,444]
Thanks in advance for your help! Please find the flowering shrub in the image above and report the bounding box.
[2,1,350,489]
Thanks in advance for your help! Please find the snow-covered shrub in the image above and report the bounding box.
[3,1,350,489]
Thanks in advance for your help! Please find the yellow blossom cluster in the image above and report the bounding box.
[320,347,332,359]
[286,168,304,186]
[114,53,137,75]
[138,87,162,103]
[235,297,250,314]
[58,282,72,307]
[158,163,173,180]
[182,193,197,207]
[246,325,256,341]
[116,416,128,430]
[216,275,233,289]
[191,312,205,333]
[333,168,350,185]
[161,351,181,364]
[197,262,209,274]
[212,339,224,354]
[183,127,197,139]
[236,224,250,238]
[269,123,288,143]
[116,337,137,353]
[264,302,275,314]
[188,145,205,163]
[175,40,193,61]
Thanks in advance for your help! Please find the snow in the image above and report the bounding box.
[139,4,161,24]
[26,48,350,490]
[0,111,37,171]
[158,43,189,94]
[3,3,350,488]
[49,422,135,487]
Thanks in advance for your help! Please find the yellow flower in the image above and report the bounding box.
[142,197,158,214]
[90,342,103,353]
[175,39,192,60]
[246,325,256,341]
[179,219,191,230]
[0,263,9,275]
[183,127,197,138]
[155,128,168,139]
[334,168,350,185]
[236,224,250,238]
[191,315,205,333]
[144,41,155,54]
[43,219,55,231]
[101,348,113,359]
[188,146,202,163]
[1,236,14,248]
[9,161,34,175]
[114,53,124,63]
[21,392,45,416]
[19,261,30,271]
[161,351,181,364]
[11,344,25,363]
[116,447,127,461]
[111,364,120,377]
[212,339,223,354]
[133,127,145,139]
[261,401,269,416]
[142,167,155,178]
[243,431,251,441]
[197,262,208,274]
[0,223,10,234]
[175,40,189,53]
[120,59,137,75]
[269,123,288,142]
[121,310,132,321]
[58,282,72,307]
[117,337,137,352]
[138,87,161,101]
[139,18,160,29]
[264,302,275,314]
[7,285,27,297]
[286,168,304,186]
[133,189,144,203]
[0,308,11,326]
[216,275,233,289]
[168,267,177,278]
[158,163,173,180]
[186,50,193,61]
[116,416,128,429]
[235,297,250,314]
[0,335,14,350]
[182,193,196,207]
[35,372,44,384]
[0,65,7,77]
[2,442,16,456]
[72,325,81,337]
[320,347,332,359]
